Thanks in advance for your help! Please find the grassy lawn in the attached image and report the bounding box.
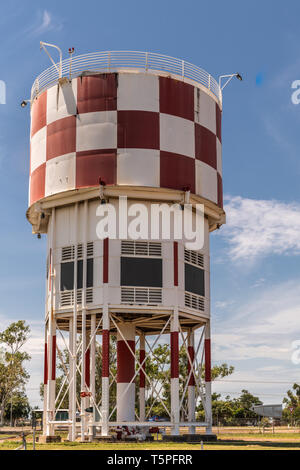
[1,431,300,450]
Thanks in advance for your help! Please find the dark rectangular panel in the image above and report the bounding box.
[121,257,162,287]
[185,263,205,296]
[87,258,93,288]
[60,262,74,291]
[77,259,83,289]
[77,259,93,289]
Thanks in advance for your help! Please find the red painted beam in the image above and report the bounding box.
[51,335,56,381]
[85,348,90,388]
[117,340,135,383]
[173,241,178,287]
[103,238,109,283]
[205,338,211,382]
[44,342,48,385]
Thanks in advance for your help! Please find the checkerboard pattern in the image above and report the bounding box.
[29,72,223,208]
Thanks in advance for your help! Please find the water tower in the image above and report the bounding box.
[25,47,235,441]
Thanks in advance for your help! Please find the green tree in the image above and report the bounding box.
[198,390,262,425]
[283,383,300,425]
[232,389,262,420]
[0,321,31,425]
[4,392,31,424]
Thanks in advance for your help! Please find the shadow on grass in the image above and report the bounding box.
[216,440,300,449]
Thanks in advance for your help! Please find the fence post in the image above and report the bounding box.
[182,60,185,78]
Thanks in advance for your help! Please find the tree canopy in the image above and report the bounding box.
[0,321,31,425]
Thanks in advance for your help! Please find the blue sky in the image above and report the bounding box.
[1,0,300,407]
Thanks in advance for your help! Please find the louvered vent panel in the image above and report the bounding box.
[86,287,93,303]
[76,289,82,303]
[121,241,162,257]
[121,287,162,305]
[60,288,93,307]
[121,241,135,255]
[184,292,205,311]
[121,287,135,303]
[62,245,75,261]
[60,290,74,307]
[87,242,94,258]
[184,249,204,268]
[62,243,94,261]
[149,242,162,256]
[135,242,149,255]
[77,244,83,259]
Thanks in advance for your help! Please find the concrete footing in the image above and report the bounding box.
[38,435,62,443]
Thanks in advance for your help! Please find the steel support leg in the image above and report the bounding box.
[171,309,180,435]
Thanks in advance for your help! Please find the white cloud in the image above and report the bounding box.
[42,11,51,27]
[28,10,63,36]
[213,278,300,362]
[215,300,234,309]
[220,195,300,261]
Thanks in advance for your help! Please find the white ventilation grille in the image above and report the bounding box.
[61,243,94,261]
[60,288,93,307]
[185,292,205,311]
[121,241,162,257]
[87,242,94,258]
[86,287,93,303]
[121,287,162,305]
[77,244,83,259]
[61,245,75,261]
[184,249,204,268]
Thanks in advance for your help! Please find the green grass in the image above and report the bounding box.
[1,432,300,451]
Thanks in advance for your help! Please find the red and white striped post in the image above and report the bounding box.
[170,308,179,435]
[205,321,212,434]
[80,307,87,441]
[117,323,135,422]
[139,333,146,422]
[187,330,195,434]
[70,203,79,441]
[46,209,56,437]
[68,317,74,440]
[43,330,48,433]
[46,325,56,436]
[101,305,110,436]
[80,200,89,441]
[101,236,110,436]
[89,313,96,440]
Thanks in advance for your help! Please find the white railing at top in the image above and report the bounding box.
[30,50,222,105]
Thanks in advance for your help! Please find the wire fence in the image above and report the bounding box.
[30,50,222,105]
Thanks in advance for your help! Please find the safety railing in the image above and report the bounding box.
[30,50,222,105]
